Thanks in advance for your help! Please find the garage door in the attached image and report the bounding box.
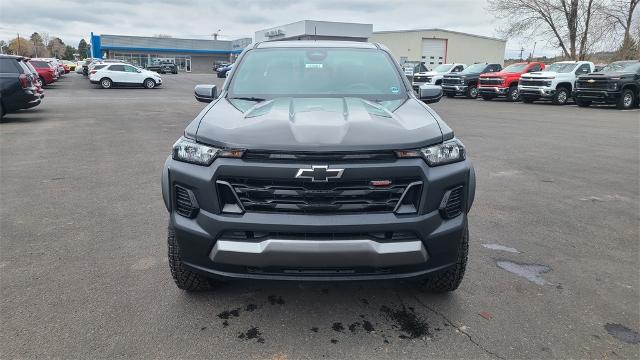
[421,39,446,66]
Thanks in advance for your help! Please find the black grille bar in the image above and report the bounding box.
[219,177,421,214]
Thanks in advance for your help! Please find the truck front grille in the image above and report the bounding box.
[413,76,431,83]
[576,79,609,90]
[442,77,462,85]
[480,78,503,86]
[519,79,548,86]
[219,177,421,214]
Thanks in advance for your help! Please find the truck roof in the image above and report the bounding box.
[255,40,378,49]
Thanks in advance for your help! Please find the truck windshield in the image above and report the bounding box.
[228,48,407,101]
[460,63,488,74]
[546,63,577,73]
[502,63,527,73]
[433,64,454,72]
[601,62,640,73]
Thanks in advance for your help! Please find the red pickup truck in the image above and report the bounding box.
[478,62,545,101]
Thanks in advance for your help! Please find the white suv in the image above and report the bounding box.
[89,63,162,89]
[412,63,466,91]
[519,61,594,105]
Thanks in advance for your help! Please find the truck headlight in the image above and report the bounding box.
[172,137,243,166]
[608,82,618,90]
[395,139,466,166]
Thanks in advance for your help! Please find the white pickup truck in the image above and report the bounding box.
[518,61,595,105]
[412,63,466,91]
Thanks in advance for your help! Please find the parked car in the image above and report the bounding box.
[163,41,475,292]
[0,55,42,118]
[22,59,45,97]
[82,58,99,76]
[518,61,594,105]
[478,62,545,101]
[412,63,466,91]
[62,60,76,71]
[146,60,178,74]
[216,64,233,78]
[574,60,640,110]
[75,61,84,74]
[214,62,231,72]
[441,62,503,98]
[89,63,162,89]
[29,59,58,85]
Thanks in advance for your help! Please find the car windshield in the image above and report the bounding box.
[228,48,406,101]
[601,62,640,73]
[546,63,577,73]
[30,61,50,68]
[503,63,528,73]
[433,64,454,73]
[460,63,488,74]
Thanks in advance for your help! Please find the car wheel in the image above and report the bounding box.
[466,85,478,99]
[481,95,495,101]
[552,87,569,105]
[576,99,592,107]
[419,225,468,293]
[507,86,520,102]
[144,78,156,89]
[100,78,112,89]
[616,89,635,110]
[168,224,219,291]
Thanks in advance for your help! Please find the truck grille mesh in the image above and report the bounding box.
[442,77,462,85]
[219,177,421,214]
[480,78,503,85]
[576,79,608,90]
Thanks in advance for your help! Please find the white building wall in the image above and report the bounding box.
[371,30,506,66]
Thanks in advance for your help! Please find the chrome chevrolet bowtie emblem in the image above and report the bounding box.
[295,165,344,182]
[587,79,595,83]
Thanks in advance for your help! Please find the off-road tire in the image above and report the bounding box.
[616,88,635,110]
[466,85,478,99]
[419,226,469,292]
[552,87,569,105]
[507,86,520,102]
[168,225,214,291]
[576,99,592,107]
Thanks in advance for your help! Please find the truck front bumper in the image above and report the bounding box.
[162,156,475,281]
[519,86,555,98]
[574,89,620,103]
[441,85,467,94]
[478,86,508,96]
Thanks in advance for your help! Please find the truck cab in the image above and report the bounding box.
[519,61,594,105]
[479,62,545,101]
[412,63,466,92]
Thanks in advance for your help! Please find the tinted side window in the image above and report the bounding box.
[0,59,19,73]
[530,64,541,72]
[109,65,125,71]
[124,65,138,72]
[453,65,463,72]
[575,64,590,75]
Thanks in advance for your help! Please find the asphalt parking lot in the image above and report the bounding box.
[1,73,639,359]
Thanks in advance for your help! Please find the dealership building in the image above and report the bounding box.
[89,33,251,73]
[370,29,507,67]
[89,21,506,73]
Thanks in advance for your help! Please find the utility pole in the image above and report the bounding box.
[530,42,537,61]
[519,47,525,61]
[16,33,21,56]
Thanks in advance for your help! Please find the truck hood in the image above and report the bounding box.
[194,97,445,151]
[580,71,635,79]
[414,71,441,76]
[521,71,564,79]
[480,71,518,78]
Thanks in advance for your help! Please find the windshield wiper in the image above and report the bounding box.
[228,97,266,102]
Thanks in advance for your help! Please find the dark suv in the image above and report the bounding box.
[162,41,475,292]
[574,60,640,109]
[1,55,42,118]
[442,63,502,98]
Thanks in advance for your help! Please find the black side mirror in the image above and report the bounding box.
[194,85,217,103]
[418,84,443,104]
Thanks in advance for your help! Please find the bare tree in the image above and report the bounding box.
[602,0,639,57]
[488,0,603,59]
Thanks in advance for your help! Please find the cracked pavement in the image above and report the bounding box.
[1,74,639,359]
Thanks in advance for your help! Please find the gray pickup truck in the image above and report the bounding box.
[161,41,475,293]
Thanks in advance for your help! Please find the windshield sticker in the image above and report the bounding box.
[390,86,399,93]
[305,63,323,69]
